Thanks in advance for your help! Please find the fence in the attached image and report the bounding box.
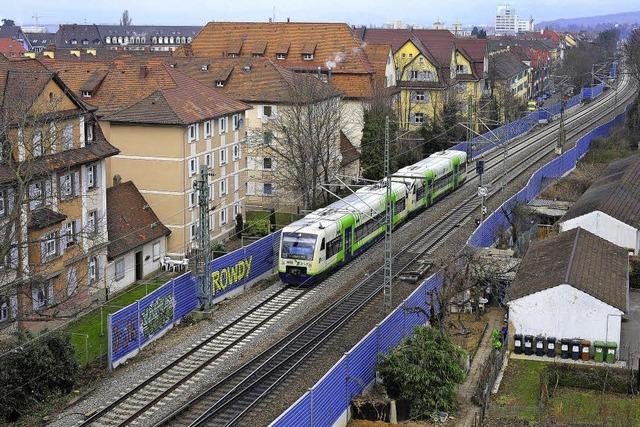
[450,82,607,160]
[107,231,281,369]
[271,85,630,427]
[270,274,443,427]
[467,103,630,249]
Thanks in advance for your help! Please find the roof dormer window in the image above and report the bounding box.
[215,80,225,87]
[81,90,92,98]
[303,53,314,61]
[276,53,286,60]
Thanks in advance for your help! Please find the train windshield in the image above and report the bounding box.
[281,232,317,260]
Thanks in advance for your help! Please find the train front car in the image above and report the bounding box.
[278,226,324,285]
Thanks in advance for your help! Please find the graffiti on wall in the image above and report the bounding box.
[140,294,174,340]
[212,256,253,294]
[112,318,138,355]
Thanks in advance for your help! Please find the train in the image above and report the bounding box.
[278,149,468,285]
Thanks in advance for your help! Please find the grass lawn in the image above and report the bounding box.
[490,359,546,423]
[246,210,302,232]
[66,281,164,365]
[548,388,640,426]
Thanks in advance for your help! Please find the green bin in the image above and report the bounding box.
[605,342,618,363]
[594,341,606,363]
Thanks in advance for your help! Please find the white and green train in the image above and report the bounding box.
[279,150,467,284]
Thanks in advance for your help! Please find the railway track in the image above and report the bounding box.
[80,286,311,427]
[154,75,635,427]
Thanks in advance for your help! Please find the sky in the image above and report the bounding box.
[4,0,640,29]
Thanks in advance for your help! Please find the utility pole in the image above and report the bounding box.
[193,165,213,310]
[556,78,566,155]
[476,159,487,223]
[466,95,473,172]
[383,115,393,314]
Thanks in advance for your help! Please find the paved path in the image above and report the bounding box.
[454,310,504,427]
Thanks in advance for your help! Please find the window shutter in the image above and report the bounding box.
[28,183,37,210]
[47,280,54,304]
[94,163,101,188]
[234,174,239,192]
[67,268,77,296]
[6,188,14,213]
[79,116,85,144]
[256,183,263,196]
[59,225,67,255]
[40,238,47,263]
[246,182,255,196]
[59,174,66,199]
[271,158,277,170]
[84,167,89,192]
[9,242,18,269]
[73,171,80,196]
[44,180,53,205]
[409,113,415,123]
[9,296,17,319]
[31,288,39,310]
[247,156,256,170]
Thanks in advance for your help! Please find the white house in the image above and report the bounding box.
[106,181,171,295]
[507,227,629,347]
[559,155,640,255]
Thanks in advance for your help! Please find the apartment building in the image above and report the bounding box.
[169,56,347,213]
[495,3,534,35]
[360,28,488,130]
[0,56,118,331]
[182,21,375,149]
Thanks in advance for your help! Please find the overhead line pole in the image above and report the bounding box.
[194,165,213,310]
[383,115,393,314]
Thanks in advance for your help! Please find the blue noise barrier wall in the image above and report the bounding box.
[108,232,281,369]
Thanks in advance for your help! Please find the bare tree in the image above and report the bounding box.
[261,75,343,210]
[120,10,132,26]
[624,29,640,86]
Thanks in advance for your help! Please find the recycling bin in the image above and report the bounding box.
[546,337,556,358]
[580,340,591,361]
[535,336,545,357]
[594,341,606,363]
[513,334,523,354]
[605,342,618,363]
[571,339,581,360]
[524,335,534,355]
[560,338,570,359]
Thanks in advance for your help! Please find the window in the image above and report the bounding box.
[232,114,241,130]
[263,105,273,118]
[152,241,160,261]
[205,153,212,167]
[60,173,73,198]
[219,178,227,195]
[219,208,227,225]
[276,53,286,60]
[456,64,466,73]
[413,113,425,124]
[85,122,94,142]
[189,191,196,207]
[43,232,57,258]
[188,124,197,142]
[326,235,342,258]
[204,120,211,138]
[218,117,227,134]
[81,90,92,98]
[88,256,97,282]
[263,183,273,196]
[0,298,8,322]
[232,144,240,160]
[87,164,97,189]
[190,224,196,240]
[33,130,43,157]
[64,221,76,247]
[233,203,241,217]
[303,53,314,61]
[29,181,44,209]
[106,36,111,44]
[115,258,125,280]
[87,210,97,234]
[410,70,419,80]
[63,124,73,150]
[33,281,53,309]
[413,91,426,102]
[215,80,225,87]
[189,158,197,176]
[263,157,272,169]
[263,131,273,145]
[219,148,227,165]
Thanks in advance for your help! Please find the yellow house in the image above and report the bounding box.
[489,51,530,120]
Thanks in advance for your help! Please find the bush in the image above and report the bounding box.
[378,326,466,420]
[0,329,79,422]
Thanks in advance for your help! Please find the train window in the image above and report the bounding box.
[394,198,406,214]
[416,185,425,200]
[326,236,342,258]
[281,232,317,260]
[320,238,325,251]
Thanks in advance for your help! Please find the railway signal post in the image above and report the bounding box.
[476,159,486,223]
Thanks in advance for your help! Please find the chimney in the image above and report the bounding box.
[139,65,149,79]
[269,17,272,23]
[113,174,122,186]
[287,17,290,23]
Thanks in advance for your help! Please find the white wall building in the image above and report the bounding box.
[559,156,640,255]
[495,3,534,35]
[106,181,171,295]
[507,228,629,347]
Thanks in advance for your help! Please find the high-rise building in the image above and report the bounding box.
[495,3,534,35]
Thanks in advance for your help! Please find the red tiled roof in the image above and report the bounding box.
[340,131,360,167]
[0,38,26,57]
[364,43,392,89]
[186,22,374,99]
[107,181,171,260]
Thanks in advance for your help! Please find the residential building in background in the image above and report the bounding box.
[0,56,118,332]
[488,50,530,114]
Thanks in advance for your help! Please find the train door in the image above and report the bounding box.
[453,163,460,187]
[344,227,353,262]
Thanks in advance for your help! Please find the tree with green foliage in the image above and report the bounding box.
[378,326,467,420]
[1,19,15,27]
[0,330,78,423]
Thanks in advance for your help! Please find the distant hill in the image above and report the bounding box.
[538,11,640,31]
